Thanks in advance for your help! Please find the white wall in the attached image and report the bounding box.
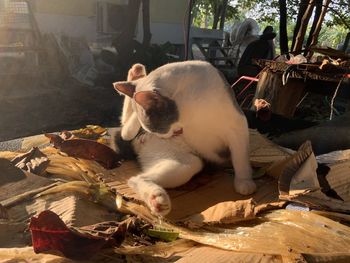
[35,13,98,42]
[135,22,185,45]
[36,13,186,45]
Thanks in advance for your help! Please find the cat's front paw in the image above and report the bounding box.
[148,189,171,216]
[234,179,256,195]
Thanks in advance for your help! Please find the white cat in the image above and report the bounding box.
[113,61,256,216]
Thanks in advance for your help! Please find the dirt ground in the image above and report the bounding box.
[0,76,123,142]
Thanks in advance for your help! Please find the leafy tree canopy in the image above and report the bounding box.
[193,0,350,29]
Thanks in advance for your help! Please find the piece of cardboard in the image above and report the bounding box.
[104,130,288,223]
[278,141,350,213]
[105,162,282,223]
[176,245,283,263]
[249,129,291,167]
[0,159,52,203]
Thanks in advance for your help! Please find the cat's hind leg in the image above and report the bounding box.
[128,154,203,216]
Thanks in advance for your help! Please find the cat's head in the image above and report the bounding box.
[113,79,181,139]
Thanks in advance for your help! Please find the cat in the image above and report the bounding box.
[112,61,256,216]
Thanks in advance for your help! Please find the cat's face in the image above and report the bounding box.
[133,91,180,138]
[113,81,181,138]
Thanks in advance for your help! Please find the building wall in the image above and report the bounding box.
[32,0,187,44]
[33,0,96,16]
[35,13,98,41]
[150,0,187,24]
[34,0,187,23]
[148,0,188,44]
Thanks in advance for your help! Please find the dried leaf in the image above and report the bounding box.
[11,147,50,175]
[71,125,107,140]
[45,133,121,169]
[184,199,257,226]
[29,210,125,260]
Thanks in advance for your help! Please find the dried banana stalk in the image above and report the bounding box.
[2,182,61,207]
[35,181,116,211]
[45,165,85,181]
[35,181,92,197]
[0,146,105,183]
[0,151,19,160]
[116,195,350,256]
[43,147,106,183]
[113,239,195,257]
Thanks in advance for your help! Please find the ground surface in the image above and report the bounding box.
[0,76,123,142]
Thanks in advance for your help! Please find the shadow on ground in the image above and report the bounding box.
[0,76,123,141]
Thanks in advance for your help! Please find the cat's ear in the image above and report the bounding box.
[133,91,159,111]
[113,81,136,98]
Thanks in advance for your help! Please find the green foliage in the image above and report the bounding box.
[318,24,349,47]
[192,0,241,28]
[193,0,349,29]
[192,0,349,52]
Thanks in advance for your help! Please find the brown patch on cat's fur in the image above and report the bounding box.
[134,91,160,111]
[134,91,179,134]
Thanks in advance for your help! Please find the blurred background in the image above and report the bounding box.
[0,0,349,141]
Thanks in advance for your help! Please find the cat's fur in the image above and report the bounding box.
[112,61,256,216]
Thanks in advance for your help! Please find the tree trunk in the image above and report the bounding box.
[142,0,152,46]
[292,0,316,53]
[219,0,228,30]
[279,0,289,54]
[307,0,332,57]
[212,2,220,29]
[291,0,309,51]
[304,0,322,54]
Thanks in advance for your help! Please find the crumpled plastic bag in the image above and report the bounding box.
[287,54,307,64]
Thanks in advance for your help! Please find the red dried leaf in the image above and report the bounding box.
[45,133,121,169]
[29,210,111,260]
